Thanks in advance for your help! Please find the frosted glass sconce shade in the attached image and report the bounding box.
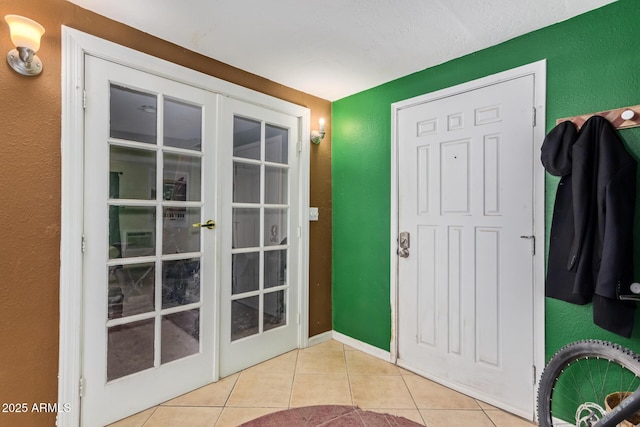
[5,14,45,76]
[310,118,326,144]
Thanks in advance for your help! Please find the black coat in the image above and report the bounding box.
[542,116,637,337]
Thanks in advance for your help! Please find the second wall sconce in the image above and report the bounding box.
[311,118,326,144]
[5,14,45,76]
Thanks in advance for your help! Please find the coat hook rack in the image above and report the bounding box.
[556,104,640,130]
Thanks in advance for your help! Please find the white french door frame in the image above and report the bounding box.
[389,60,547,409]
[59,27,310,427]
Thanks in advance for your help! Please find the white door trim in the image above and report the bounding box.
[59,27,310,427]
[389,59,546,404]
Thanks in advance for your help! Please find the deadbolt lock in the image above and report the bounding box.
[398,231,410,258]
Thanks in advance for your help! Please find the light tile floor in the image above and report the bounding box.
[108,340,537,427]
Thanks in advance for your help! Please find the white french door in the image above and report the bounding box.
[82,55,218,426]
[219,98,301,377]
[395,74,538,417]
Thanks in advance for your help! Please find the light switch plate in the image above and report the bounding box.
[309,207,319,221]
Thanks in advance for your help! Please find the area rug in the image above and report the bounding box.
[240,405,423,426]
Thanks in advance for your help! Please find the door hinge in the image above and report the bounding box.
[297,312,301,325]
[79,377,85,397]
[520,235,535,255]
[532,365,537,384]
[297,139,302,154]
[83,90,87,110]
[532,107,537,127]
[81,235,86,253]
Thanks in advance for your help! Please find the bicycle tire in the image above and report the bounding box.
[537,340,640,427]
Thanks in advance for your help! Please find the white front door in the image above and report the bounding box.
[219,98,301,377]
[396,75,537,417]
[82,55,218,426]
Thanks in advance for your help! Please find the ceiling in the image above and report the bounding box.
[67,0,616,101]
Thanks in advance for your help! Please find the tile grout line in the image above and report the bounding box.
[213,371,246,426]
[343,343,356,407]
[287,348,300,409]
[480,406,498,427]
[139,406,158,427]
[221,372,242,409]
[399,373,428,426]
[212,374,241,427]
[210,405,223,427]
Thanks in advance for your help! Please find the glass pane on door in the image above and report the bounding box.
[163,98,202,151]
[110,85,157,144]
[163,153,202,201]
[162,207,200,254]
[264,208,287,246]
[264,290,286,332]
[110,146,156,200]
[107,319,155,381]
[162,258,200,309]
[233,116,260,159]
[231,297,259,340]
[232,252,259,294]
[233,163,260,203]
[161,309,200,363]
[265,124,288,164]
[232,208,260,248]
[264,249,286,289]
[265,166,288,204]
[230,115,290,342]
[108,262,155,320]
[108,206,156,259]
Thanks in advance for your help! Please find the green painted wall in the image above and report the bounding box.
[332,0,640,357]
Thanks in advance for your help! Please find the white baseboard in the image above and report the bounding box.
[332,331,392,362]
[307,330,333,347]
[307,330,392,363]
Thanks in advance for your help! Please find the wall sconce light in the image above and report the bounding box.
[310,118,326,144]
[4,14,45,76]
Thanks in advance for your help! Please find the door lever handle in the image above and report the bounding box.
[398,248,410,258]
[192,219,216,230]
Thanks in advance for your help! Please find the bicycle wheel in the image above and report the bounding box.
[537,340,640,427]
